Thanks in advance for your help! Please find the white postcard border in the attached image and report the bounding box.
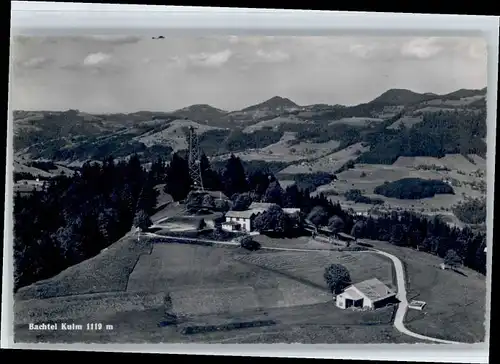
[3,2,499,363]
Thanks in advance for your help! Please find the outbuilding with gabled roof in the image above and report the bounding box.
[335,278,396,310]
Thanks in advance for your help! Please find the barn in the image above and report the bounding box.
[335,278,396,310]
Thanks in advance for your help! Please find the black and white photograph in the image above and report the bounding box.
[4,5,497,356]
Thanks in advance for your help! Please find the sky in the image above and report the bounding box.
[10,35,488,113]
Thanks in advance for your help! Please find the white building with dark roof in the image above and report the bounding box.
[223,202,301,233]
[335,278,396,310]
[223,210,258,232]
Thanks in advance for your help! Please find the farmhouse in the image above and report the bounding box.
[223,203,302,233]
[223,210,258,232]
[335,278,396,310]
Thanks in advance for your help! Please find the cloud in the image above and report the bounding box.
[349,44,376,59]
[87,35,141,44]
[83,52,112,66]
[19,57,51,69]
[400,38,443,59]
[255,49,290,63]
[468,42,487,60]
[188,49,232,68]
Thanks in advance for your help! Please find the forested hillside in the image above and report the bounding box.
[14,152,487,292]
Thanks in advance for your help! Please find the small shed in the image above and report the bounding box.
[409,300,427,311]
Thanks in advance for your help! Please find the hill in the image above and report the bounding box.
[440,88,487,100]
[369,89,437,105]
[172,104,228,125]
[241,96,299,112]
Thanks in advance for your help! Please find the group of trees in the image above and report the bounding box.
[452,197,487,225]
[197,128,283,156]
[357,109,487,164]
[302,201,486,274]
[13,155,159,291]
[344,189,384,205]
[373,178,455,200]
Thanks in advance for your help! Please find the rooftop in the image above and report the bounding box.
[225,210,257,219]
[205,190,229,200]
[352,278,395,302]
[341,287,363,301]
[338,232,356,239]
[249,202,276,212]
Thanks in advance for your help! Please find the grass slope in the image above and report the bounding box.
[360,239,486,343]
[15,232,152,301]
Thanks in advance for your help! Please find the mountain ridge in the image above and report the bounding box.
[13,87,486,116]
[12,86,487,166]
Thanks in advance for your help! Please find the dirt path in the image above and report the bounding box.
[143,231,464,344]
[370,249,461,344]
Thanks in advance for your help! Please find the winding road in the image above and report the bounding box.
[143,231,463,344]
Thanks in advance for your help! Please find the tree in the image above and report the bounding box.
[328,215,345,234]
[222,154,248,197]
[263,181,285,206]
[390,224,407,246]
[248,170,271,198]
[444,249,462,268]
[240,236,261,251]
[165,153,191,201]
[284,184,301,208]
[307,206,329,226]
[452,197,486,224]
[351,220,366,239]
[136,178,159,215]
[133,210,152,231]
[149,156,166,184]
[200,154,222,191]
[324,264,351,294]
[231,192,253,211]
[253,205,289,234]
[214,198,230,212]
[97,208,119,244]
[202,194,216,210]
[186,191,204,213]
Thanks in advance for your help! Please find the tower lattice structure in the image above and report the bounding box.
[187,126,204,191]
